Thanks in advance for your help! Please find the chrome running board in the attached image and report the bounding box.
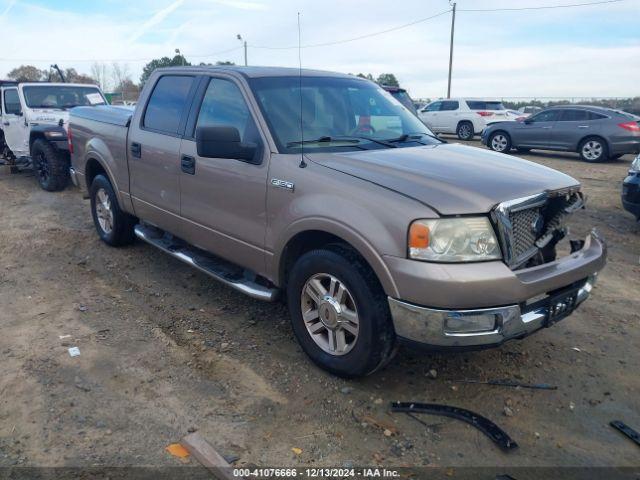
[134,224,278,302]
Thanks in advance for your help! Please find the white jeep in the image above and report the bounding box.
[0,81,107,191]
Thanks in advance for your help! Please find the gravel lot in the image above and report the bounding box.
[1,141,639,473]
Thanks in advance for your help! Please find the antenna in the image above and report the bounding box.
[297,12,307,168]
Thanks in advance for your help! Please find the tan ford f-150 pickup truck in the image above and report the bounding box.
[69,66,606,377]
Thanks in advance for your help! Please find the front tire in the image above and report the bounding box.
[90,174,136,246]
[31,139,69,191]
[579,137,608,163]
[489,131,512,153]
[456,121,474,141]
[286,247,396,377]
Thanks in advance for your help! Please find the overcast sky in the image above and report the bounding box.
[1,0,639,99]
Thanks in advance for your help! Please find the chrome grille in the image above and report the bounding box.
[510,207,540,260]
[492,190,583,270]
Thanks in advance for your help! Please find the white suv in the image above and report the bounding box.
[418,98,513,140]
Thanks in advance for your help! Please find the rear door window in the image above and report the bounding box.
[559,109,589,121]
[143,75,194,134]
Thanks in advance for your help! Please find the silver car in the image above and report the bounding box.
[482,105,640,162]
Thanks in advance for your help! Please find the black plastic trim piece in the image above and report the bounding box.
[391,402,518,452]
[610,420,640,448]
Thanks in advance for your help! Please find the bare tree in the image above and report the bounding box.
[90,63,110,92]
[111,63,131,90]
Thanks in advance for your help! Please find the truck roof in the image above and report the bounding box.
[154,65,356,79]
[17,82,101,88]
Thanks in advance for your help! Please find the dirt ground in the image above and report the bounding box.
[1,141,639,474]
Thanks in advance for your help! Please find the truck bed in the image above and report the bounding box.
[69,105,133,196]
[71,105,133,127]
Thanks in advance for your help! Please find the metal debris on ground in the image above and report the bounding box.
[610,420,640,448]
[68,347,81,357]
[456,379,558,390]
[390,402,518,452]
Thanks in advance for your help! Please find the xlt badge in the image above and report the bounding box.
[271,178,294,192]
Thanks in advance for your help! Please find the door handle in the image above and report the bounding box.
[181,155,195,175]
[130,142,141,158]
[2,121,9,126]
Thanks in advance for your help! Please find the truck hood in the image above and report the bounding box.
[308,143,579,215]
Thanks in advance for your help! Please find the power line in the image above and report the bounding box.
[250,9,453,50]
[0,0,629,63]
[458,0,626,12]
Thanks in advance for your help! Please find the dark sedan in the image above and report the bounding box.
[482,105,640,162]
[622,154,640,220]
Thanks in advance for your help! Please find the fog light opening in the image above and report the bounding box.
[444,313,498,334]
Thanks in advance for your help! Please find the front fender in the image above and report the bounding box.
[272,216,401,298]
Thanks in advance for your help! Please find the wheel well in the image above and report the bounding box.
[457,120,473,129]
[85,158,107,190]
[279,231,375,288]
[29,132,46,150]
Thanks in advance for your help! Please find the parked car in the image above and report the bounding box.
[482,105,640,162]
[418,98,513,140]
[0,81,107,190]
[622,154,640,220]
[381,85,418,116]
[69,66,605,377]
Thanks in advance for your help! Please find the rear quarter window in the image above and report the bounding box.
[143,75,194,134]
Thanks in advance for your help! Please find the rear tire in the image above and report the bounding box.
[286,246,396,377]
[579,137,608,163]
[90,174,136,247]
[488,131,512,153]
[456,121,474,141]
[31,139,69,191]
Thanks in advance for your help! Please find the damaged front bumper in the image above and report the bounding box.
[388,230,606,349]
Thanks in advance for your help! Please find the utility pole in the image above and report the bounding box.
[447,2,456,99]
[237,34,248,66]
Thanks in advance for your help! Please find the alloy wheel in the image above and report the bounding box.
[491,134,508,152]
[95,188,114,234]
[459,124,472,140]
[300,273,359,356]
[582,141,603,161]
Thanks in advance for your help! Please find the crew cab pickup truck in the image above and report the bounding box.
[69,66,606,377]
[1,81,107,190]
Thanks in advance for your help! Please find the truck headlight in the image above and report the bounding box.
[630,154,640,172]
[408,217,501,262]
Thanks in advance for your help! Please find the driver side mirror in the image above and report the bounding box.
[524,118,534,124]
[196,125,259,164]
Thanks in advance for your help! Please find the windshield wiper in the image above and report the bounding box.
[286,136,375,149]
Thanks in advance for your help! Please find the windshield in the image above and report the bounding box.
[22,85,106,109]
[249,76,438,153]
